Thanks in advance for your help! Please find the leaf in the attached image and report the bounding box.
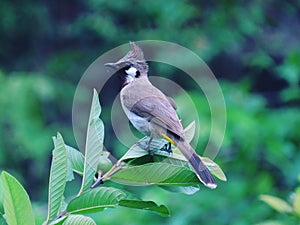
[255,221,285,225]
[1,171,35,225]
[123,121,195,161]
[67,187,127,214]
[123,137,169,161]
[184,121,196,143]
[260,195,293,214]
[110,163,200,186]
[66,160,74,182]
[66,145,85,176]
[293,189,300,216]
[201,157,227,181]
[119,200,170,216]
[0,178,4,214]
[155,153,226,181]
[0,216,7,225]
[45,133,68,223]
[159,186,200,195]
[121,143,149,161]
[153,152,227,182]
[62,215,96,225]
[79,89,104,194]
[48,216,67,225]
[67,187,169,216]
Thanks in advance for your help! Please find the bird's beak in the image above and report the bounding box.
[104,62,120,70]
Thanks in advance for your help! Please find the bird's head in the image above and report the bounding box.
[105,42,148,85]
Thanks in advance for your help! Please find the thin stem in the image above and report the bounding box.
[101,144,138,181]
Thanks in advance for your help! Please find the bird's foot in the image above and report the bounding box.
[160,142,173,154]
[136,139,154,155]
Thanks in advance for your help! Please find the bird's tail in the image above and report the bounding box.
[175,138,217,189]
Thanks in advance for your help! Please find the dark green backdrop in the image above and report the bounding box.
[0,1,299,224]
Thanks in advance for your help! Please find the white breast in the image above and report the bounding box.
[127,111,150,135]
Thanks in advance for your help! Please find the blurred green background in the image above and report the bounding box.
[1,0,300,224]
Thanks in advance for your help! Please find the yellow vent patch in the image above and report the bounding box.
[161,134,175,145]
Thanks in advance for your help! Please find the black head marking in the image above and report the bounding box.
[123,64,131,71]
[135,70,141,78]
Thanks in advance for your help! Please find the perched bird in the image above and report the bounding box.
[105,42,216,189]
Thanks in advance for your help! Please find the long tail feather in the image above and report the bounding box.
[175,139,217,189]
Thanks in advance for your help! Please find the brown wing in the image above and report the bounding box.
[166,96,177,110]
[131,96,184,138]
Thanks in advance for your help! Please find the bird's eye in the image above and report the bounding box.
[123,65,131,71]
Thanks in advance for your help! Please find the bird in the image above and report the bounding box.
[105,42,217,189]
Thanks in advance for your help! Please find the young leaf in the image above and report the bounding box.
[67,187,127,214]
[66,160,75,182]
[48,216,67,225]
[1,171,35,225]
[62,215,96,225]
[121,142,149,161]
[159,186,200,195]
[110,163,200,186]
[255,221,285,225]
[0,178,4,215]
[79,89,104,194]
[293,189,300,216]
[66,145,85,176]
[45,133,68,223]
[183,121,196,143]
[201,157,227,181]
[260,195,293,213]
[118,199,170,216]
[0,216,7,225]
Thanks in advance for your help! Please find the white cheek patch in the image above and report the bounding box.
[125,66,138,77]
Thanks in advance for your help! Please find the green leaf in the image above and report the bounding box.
[153,153,189,167]
[62,215,96,225]
[45,133,68,223]
[79,89,104,194]
[293,189,300,216]
[122,143,149,161]
[260,195,293,214]
[67,187,127,214]
[119,200,170,216]
[66,160,74,182]
[159,186,200,195]
[123,121,196,161]
[66,145,85,176]
[0,216,7,225]
[154,152,226,182]
[48,216,67,225]
[201,157,227,181]
[155,152,226,181]
[110,163,200,186]
[0,178,4,214]
[183,121,196,143]
[67,187,169,216]
[1,171,35,225]
[255,221,285,225]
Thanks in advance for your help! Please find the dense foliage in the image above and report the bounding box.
[0,1,299,224]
